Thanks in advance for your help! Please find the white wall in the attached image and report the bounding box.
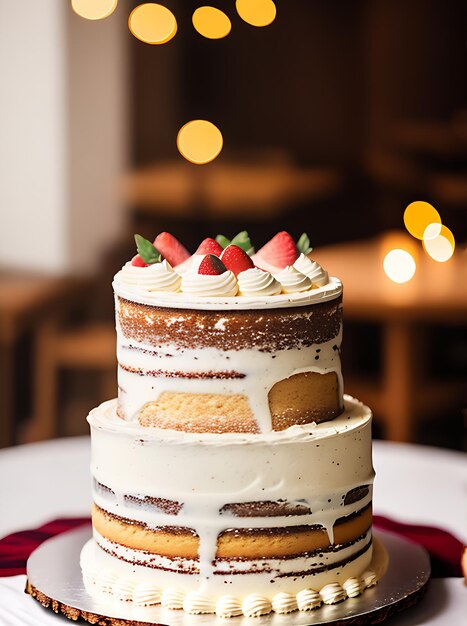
[0,0,128,274]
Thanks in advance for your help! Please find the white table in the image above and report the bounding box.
[0,438,466,624]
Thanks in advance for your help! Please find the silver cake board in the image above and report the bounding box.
[26,526,430,626]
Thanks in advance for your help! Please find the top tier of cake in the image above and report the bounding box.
[114,231,343,435]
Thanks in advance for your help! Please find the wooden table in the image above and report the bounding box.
[314,234,467,442]
[0,272,85,448]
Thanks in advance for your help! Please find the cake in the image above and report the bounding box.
[81,230,377,618]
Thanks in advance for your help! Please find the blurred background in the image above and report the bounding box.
[0,0,466,450]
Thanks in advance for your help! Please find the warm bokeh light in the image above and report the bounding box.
[422,222,442,241]
[177,120,223,164]
[192,7,231,40]
[383,249,416,284]
[71,0,118,20]
[423,225,455,262]
[403,201,441,240]
[236,0,277,27]
[129,3,177,45]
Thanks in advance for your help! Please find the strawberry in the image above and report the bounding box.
[153,232,190,267]
[221,244,254,276]
[198,254,227,275]
[131,254,148,267]
[195,237,224,256]
[254,231,299,270]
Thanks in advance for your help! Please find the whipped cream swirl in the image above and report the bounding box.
[113,576,137,601]
[237,268,281,296]
[293,253,329,287]
[242,594,272,617]
[362,570,377,588]
[272,592,298,614]
[132,583,162,606]
[161,588,185,609]
[216,595,243,618]
[343,577,363,598]
[296,589,322,611]
[183,591,215,614]
[181,269,238,297]
[117,260,181,292]
[319,583,346,605]
[275,265,312,293]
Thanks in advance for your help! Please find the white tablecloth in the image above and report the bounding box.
[0,437,466,624]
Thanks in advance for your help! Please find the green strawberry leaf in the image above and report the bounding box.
[134,234,161,264]
[297,232,312,255]
[215,234,231,249]
[231,231,254,254]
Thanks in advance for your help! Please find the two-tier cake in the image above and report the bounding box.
[80,230,377,617]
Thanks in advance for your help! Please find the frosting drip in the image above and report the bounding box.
[117,260,181,292]
[275,265,312,293]
[293,253,329,286]
[181,270,238,297]
[237,267,281,296]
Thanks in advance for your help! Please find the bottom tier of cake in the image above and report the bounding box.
[82,395,377,617]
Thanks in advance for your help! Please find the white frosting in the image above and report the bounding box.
[113,274,341,310]
[271,592,298,614]
[174,254,204,274]
[343,576,363,598]
[161,588,184,609]
[216,595,243,618]
[181,270,238,297]
[320,582,346,605]
[132,582,161,606]
[116,315,343,432]
[183,591,215,614]
[275,265,312,293]
[296,589,322,611]
[293,253,329,286]
[362,569,377,588]
[118,260,181,292]
[113,576,137,601]
[237,268,281,296]
[242,594,272,617]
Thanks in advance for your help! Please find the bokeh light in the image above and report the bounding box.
[403,201,441,240]
[236,0,277,27]
[192,7,231,40]
[423,225,455,262]
[71,0,118,20]
[422,222,442,241]
[383,249,416,284]
[177,120,223,165]
[129,3,177,45]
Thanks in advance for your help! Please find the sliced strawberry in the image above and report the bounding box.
[198,254,227,275]
[254,231,299,269]
[195,237,224,256]
[221,244,254,276]
[153,232,190,267]
[131,254,148,267]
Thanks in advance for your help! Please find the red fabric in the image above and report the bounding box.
[0,515,463,578]
[0,518,90,577]
[374,515,464,578]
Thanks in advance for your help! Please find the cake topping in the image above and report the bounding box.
[237,267,281,296]
[216,230,255,255]
[293,253,329,286]
[275,265,312,293]
[182,263,238,296]
[220,244,255,276]
[161,588,185,609]
[198,254,227,275]
[215,595,243,618]
[242,594,272,617]
[131,254,148,267]
[195,237,224,256]
[253,231,299,271]
[132,582,162,606]
[153,231,190,267]
[183,591,215,614]
[343,577,363,598]
[271,592,298,614]
[319,582,346,605]
[119,259,181,292]
[134,234,162,265]
[296,588,322,611]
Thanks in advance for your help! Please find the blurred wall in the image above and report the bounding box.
[0,0,128,275]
